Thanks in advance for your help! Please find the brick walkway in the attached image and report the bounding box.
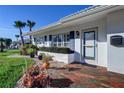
[48,62,124,88]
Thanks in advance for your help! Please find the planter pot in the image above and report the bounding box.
[30,54,35,58]
[38,55,43,60]
[42,62,50,69]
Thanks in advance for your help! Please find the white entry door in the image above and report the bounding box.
[83,31,96,60]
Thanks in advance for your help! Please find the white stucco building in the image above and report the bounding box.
[25,5,124,74]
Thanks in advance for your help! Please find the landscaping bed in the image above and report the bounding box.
[15,60,77,88]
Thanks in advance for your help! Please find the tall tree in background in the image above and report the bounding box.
[14,21,26,46]
[4,38,12,49]
[27,20,36,44]
[0,38,5,52]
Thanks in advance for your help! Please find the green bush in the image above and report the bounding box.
[39,47,74,54]
[24,44,38,49]
[19,44,38,55]
[42,54,53,62]
[27,48,36,55]
[39,53,46,58]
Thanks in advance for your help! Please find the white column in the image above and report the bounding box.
[32,36,36,45]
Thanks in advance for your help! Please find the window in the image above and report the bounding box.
[58,34,62,47]
[44,36,47,41]
[35,36,45,45]
[35,37,41,44]
[52,35,57,47]
[51,33,70,47]
[35,33,70,47]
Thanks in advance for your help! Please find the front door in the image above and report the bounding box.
[83,30,97,64]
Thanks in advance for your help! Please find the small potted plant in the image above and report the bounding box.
[28,48,35,58]
[38,53,46,60]
[42,55,53,69]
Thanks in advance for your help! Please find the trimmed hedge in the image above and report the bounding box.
[39,47,74,54]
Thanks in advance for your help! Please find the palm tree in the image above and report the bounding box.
[0,38,5,52]
[27,20,36,44]
[14,21,26,46]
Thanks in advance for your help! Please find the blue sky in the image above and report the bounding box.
[0,5,91,41]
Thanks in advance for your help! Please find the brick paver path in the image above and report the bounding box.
[57,63,124,88]
[16,59,124,88]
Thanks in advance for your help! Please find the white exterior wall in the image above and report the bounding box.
[33,18,107,67]
[74,37,81,62]
[107,9,124,74]
[73,18,107,67]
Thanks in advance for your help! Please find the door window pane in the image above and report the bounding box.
[84,31,95,58]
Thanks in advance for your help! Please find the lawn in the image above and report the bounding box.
[0,50,35,88]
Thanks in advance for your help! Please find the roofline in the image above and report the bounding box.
[60,5,117,23]
[23,5,118,36]
[24,22,61,36]
[60,5,100,21]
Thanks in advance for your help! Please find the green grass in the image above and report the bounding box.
[0,50,20,57]
[0,50,35,88]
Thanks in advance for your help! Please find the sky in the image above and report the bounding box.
[0,5,91,41]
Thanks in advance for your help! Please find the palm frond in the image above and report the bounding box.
[27,20,36,28]
[14,21,26,28]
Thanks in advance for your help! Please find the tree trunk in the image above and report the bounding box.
[0,39,3,52]
[19,28,24,46]
[29,28,32,44]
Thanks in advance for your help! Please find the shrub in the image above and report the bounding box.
[27,48,36,55]
[39,47,74,54]
[23,65,51,88]
[19,45,27,55]
[39,53,46,58]
[42,54,53,62]
[19,44,38,55]
[24,44,38,49]
[27,48,36,58]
